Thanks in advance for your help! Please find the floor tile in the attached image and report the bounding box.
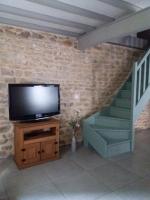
[54,172,111,200]
[116,153,150,178]
[7,184,66,200]
[68,147,109,170]
[0,181,8,200]
[98,177,150,200]
[44,157,84,183]
[97,192,122,200]
[0,157,20,183]
[117,178,150,200]
[4,165,54,197]
[89,162,140,191]
[116,177,150,200]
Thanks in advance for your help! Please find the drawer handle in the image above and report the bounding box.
[21,148,26,152]
[38,151,41,154]
[55,141,58,144]
[22,159,26,162]
[55,151,58,154]
[42,150,45,153]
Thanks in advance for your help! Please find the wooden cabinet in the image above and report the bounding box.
[14,118,59,169]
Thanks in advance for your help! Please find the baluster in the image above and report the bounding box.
[145,55,149,89]
[138,67,141,102]
[132,62,138,107]
[143,60,146,93]
[136,68,139,105]
[148,55,150,85]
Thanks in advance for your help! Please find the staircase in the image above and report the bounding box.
[83,48,150,158]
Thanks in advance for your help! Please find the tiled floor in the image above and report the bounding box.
[1,129,150,200]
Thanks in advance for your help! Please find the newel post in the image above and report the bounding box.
[131,62,137,151]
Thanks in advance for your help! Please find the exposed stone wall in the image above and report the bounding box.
[135,102,150,129]
[0,25,142,157]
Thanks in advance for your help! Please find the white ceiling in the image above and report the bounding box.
[0,0,149,37]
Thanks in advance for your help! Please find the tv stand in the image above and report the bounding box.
[14,118,59,169]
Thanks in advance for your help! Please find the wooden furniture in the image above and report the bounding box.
[14,118,59,169]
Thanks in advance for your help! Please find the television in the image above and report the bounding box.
[8,84,60,121]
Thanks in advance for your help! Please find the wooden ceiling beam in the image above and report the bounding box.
[78,7,150,49]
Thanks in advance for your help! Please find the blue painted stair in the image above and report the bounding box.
[83,48,150,158]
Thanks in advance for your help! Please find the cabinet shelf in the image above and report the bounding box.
[24,131,52,141]
[24,128,56,141]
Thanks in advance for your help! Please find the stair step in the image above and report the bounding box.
[106,138,130,145]
[93,125,130,140]
[115,98,131,108]
[88,130,131,157]
[125,82,132,90]
[109,106,131,119]
[119,90,131,99]
[95,115,131,129]
[96,129,130,144]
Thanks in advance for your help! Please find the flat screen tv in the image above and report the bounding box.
[8,84,60,121]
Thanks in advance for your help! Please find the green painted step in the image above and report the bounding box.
[107,139,131,157]
[125,82,132,90]
[92,125,130,140]
[89,130,131,157]
[101,136,130,145]
[95,115,131,129]
[119,90,131,99]
[114,98,131,108]
[109,106,131,119]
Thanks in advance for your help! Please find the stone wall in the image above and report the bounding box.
[0,25,143,157]
[135,102,150,129]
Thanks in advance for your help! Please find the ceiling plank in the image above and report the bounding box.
[55,0,127,18]
[0,0,101,27]
[28,0,114,22]
[0,12,84,33]
[98,0,141,12]
[0,4,94,32]
[0,17,80,37]
[0,12,83,36]
[78,7,150,49]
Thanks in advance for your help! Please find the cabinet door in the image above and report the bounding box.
[21,143,41,165]
[41,140,58,161]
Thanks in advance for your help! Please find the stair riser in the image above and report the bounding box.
[115,99,131,109]
[119,91,131,99]
[125,83,132,90]
[110,108,131,119]
[108,141,131,157]
[95,118,130,129]
[99,130,130,140]
[86,131,131,158]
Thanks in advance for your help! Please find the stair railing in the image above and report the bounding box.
[131,48,150,150]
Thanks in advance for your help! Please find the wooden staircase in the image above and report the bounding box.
[83,48,150,158]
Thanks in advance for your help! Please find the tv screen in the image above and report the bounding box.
[8,84,60,121]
